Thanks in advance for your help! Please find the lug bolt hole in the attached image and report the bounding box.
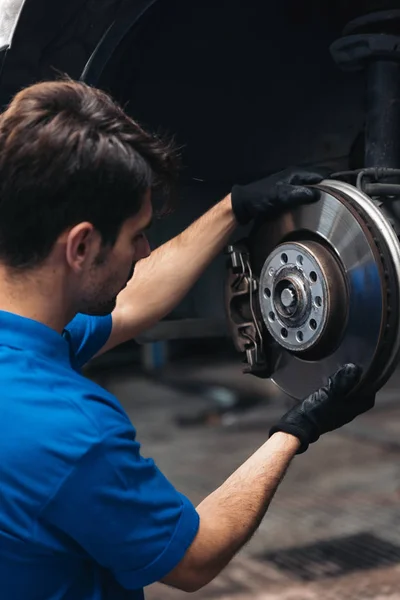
[268,312,275,322]
[297,255,304,266]
[315,296,322,307]
[296,331,303,342]
[309,271,317,283]
[281,253,288,264]
[310,319,317,330]
[264,287,271,298]
[281,328,288,338]
[269,267,275,276]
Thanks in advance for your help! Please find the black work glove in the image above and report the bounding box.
[269,364,375,454]
[231,167,329,225]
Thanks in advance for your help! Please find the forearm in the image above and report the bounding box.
[115,194,236,336]
[162,432,300,591]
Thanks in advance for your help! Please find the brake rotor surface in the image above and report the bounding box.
[248,180,400,399]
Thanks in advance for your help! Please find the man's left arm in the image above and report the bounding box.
[99,168,326,355]
[100,195,236,355]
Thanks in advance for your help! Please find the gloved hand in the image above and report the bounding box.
[231,167,329,225]
[269,364,375,454]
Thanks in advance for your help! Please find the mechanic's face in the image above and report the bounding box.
[78,192,152,316]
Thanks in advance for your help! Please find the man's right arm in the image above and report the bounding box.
[162,432,299,592]
[162,363,374,592]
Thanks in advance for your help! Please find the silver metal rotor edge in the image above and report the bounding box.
[325,179,400,388]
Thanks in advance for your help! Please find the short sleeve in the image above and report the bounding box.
[63,313,113,368]
[40,425,200,590]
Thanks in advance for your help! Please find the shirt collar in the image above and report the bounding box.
[0,310,71,364]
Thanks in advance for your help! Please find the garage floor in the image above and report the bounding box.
[89,358,400,600]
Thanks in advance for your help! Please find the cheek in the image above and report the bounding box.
[89,252,127,290]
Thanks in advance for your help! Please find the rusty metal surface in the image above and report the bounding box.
[89,361,400,600]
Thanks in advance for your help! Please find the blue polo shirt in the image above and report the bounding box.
[0,310,199,600]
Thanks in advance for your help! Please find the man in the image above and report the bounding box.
[0,79,374,600]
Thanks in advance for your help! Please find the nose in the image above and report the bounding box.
[137,234,151,260]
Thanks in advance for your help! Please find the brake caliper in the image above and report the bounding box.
[224,243,273,378]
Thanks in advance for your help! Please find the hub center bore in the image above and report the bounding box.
[280,286,296,308]
[273,275,305,321]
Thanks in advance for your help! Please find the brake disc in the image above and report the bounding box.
[225,180,400,399]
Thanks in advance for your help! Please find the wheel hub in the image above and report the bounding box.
[260,240,348,353]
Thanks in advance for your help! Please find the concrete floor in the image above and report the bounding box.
[89,358,400,600]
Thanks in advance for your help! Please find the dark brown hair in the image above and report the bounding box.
[0,79,179,269]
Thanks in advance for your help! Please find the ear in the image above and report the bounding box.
[65,222,100,272]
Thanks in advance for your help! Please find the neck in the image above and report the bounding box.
[0,263,74,333]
